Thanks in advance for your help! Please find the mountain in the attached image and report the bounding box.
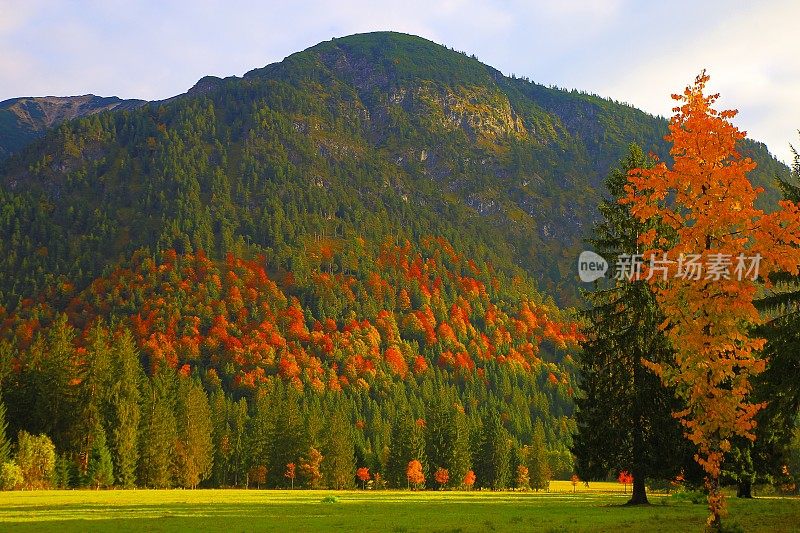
[0,31,789,490]
[0,94,146,159]
[0,32,788,308]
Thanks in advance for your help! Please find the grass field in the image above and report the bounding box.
[0,484,798,532]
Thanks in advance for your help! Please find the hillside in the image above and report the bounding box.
[0,95,146,159]
[0,32,788,308]
[0,31,790,489]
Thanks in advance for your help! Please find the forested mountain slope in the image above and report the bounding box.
[0,32,789,490]
[0,95,145,159]
[0,32,788,307]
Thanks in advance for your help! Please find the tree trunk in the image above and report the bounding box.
[627,472,648,505]
[627,351,649,506]
[737,479,753,498]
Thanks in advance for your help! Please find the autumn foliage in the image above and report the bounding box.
[1,237,580,397]
[357,467,370,489]
[617,470,633,494]
[463,470,476,490]
[406,460,425,489]
[623,72,800,527]
[434,467,449,488]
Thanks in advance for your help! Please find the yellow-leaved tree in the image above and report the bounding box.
[623,71,800,529]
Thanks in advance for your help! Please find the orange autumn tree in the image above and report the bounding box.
[434,467,449,489]
[284,462,296,489]
[463,470,476,490]
[617,470,633,494]
[357,467,371,489]
[300,447,324,489]
[406,459,425,490]
[623,71,800,528]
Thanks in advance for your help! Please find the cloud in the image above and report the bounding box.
[591,0,800,162]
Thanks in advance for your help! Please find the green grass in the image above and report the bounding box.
[0,488,798,532]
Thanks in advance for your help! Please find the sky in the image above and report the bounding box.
[1,0,798,163]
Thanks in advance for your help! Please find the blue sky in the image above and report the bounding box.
[1,0,798,162]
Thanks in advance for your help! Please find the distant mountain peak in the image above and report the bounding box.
[0,94,145,158]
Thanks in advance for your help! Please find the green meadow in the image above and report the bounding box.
[0,486,798,532]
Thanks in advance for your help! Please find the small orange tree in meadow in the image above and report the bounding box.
[434,467,449,489]
[357,467,371,489]
[249,465,267,489]
[284,463,296,490]
[463,470,476,490]
[617,470,633,494]
[624,71,800,529]
[407,460,425,490]
[515,464,530,490]
[300,448,323,489]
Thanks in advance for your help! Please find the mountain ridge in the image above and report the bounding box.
[0,94,146,159]
[0,31,790,306]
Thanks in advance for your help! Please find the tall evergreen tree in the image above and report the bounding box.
[138,368,177,488]
[109,329,142,488]
[572,145,690,504]
[322,409,355,489]
[386,409,426,488]
[0,400,9,465]
[81,322,113,476]
[473,410,511,490]
[528,420,550,491]
[175,376,214,489]
[269,384,307,487]
[86,424,114,489]
[424,394,455,489]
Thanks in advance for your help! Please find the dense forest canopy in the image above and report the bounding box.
[0,32,796,500]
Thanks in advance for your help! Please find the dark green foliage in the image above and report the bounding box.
[138,368,177,488]
[473,410,511,490]
[0,401,9,465]
[322,409,355,490]
[3,315,82,453]
[175,376,213,488]
[52,453,74,489]
[730,144,800,495]
[268,384,309,488]
[528,420,550,491]
[109,329,141,488]
[86,424,114,489]
[386,409,426,488]
[572,145,693,503]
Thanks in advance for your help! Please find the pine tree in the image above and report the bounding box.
[86,424,114,489]
[109,329,141,488]
[386,410,426,488]
[474,411,511,490]
[322,409,355,489]
[573,144,689,504]
[175,376,214,489]
[138,368,177,488]
[83,321,113,449]
[269,384,307,487]
[0,401,10,465]
[424,395,455,489]
[528,420,550,491]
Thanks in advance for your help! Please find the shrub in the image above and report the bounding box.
[0,461,23,490]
